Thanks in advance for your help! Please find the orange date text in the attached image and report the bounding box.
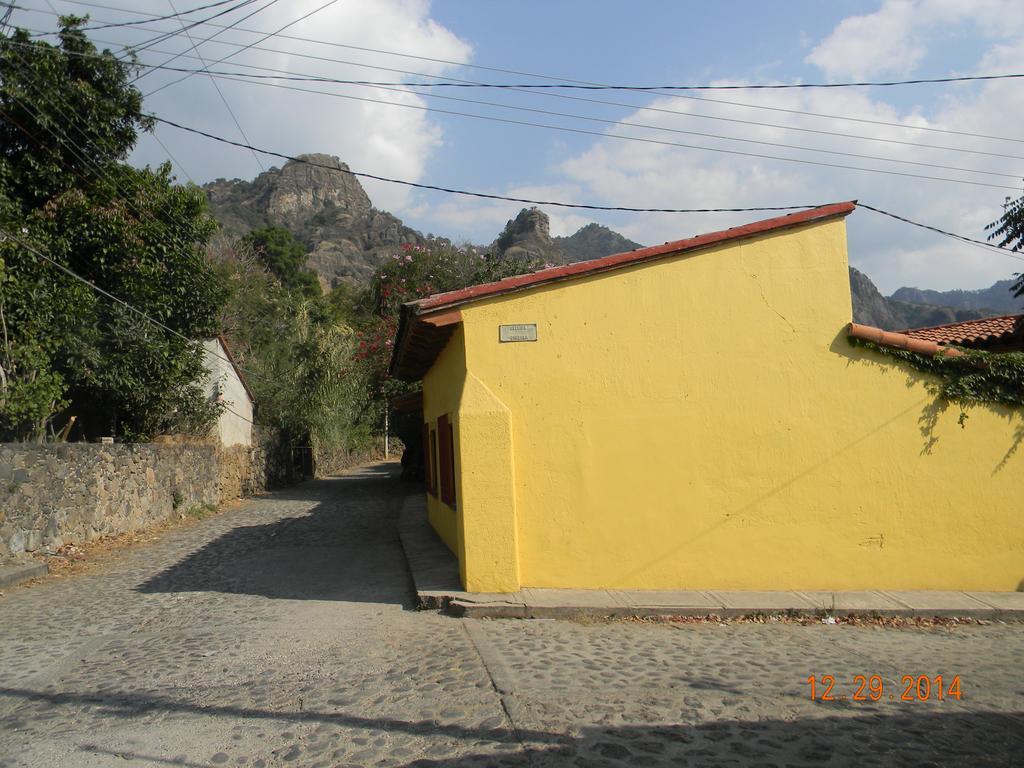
[806,674,962,702]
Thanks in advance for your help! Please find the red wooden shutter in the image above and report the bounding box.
[438,413,456,507]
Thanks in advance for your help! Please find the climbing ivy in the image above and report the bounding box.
[851,338,1024,422]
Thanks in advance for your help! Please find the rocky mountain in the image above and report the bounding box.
[204,154,428,286]
[891,280,1021,315]
[204,155,1012,330]
[492,207,644,264]
[848,267,989,329]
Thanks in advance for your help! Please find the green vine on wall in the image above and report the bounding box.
[850,338,1024,424]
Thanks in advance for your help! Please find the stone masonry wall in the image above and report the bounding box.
[0,443,219,561]
[0,431,391,564]
[216,426,297,502]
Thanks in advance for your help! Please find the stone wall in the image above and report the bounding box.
[216,426,297,501]
[0,443,219,560]
[0,432,394,563]
[314,437,403,478]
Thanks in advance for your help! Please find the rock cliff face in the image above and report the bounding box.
[204,154,426,286]
[849,267,990,329]
[492,206,644,264]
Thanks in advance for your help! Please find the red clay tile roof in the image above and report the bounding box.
[901,314,1024,346]
[390,202,857,380]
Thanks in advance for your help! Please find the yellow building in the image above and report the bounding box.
[390,202,1023,593]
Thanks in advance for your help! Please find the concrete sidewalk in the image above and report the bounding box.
[397,495,1024,620]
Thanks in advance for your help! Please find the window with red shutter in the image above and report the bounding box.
[438,413,456,508]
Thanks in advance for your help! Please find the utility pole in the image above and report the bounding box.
[384,409,389,458]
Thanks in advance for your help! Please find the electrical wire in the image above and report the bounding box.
[857,204,1024,263]
[164,0,264,171]
[121,0,259,59]
[151,124,195,183]
[154,116,841,212]
[23,3,1024,145]
[26,2,1024,90]
[20,28,1003,191]
[164,79,1023,191]
[11,29,1024,166]
[129,0,274,77]
[12,10,1024,268]
[1,45,204,257]
[204,72,1020,180]
[75,0,242,31]
[142,0,337,97]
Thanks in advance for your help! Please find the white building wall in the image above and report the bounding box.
[201,339,253,447]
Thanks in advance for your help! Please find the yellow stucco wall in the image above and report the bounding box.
[422,216,1024,592]
[422,325,465,559]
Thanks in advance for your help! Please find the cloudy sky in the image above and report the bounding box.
[15,0,1024,294]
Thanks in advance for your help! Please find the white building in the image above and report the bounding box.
[201,336,255,447]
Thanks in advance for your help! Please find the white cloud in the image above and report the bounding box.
[112,0,471,210]
[806,0,925,80]
[806,0,1024,80]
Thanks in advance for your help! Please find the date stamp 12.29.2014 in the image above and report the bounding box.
[806,675,962,702]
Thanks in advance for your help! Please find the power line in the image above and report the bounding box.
[76,0,242,31]
[201,71,1019,181]
[164,0,264,171]
[25,2,1024,146]
[149,128,193,185]
[122,0,259,59]
[13,9,1024,265]
[21,7,1024,153]
[129,0,272,77]
[142,0,337,97]
[165,73,1024,91]
[13,32,995,181]
[857,203,1024,264]
[12,27,1024,167]
[33,2,1024,90]
[155,115,837,213]
[174,76,1023,191]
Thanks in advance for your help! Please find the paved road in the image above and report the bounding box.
[1,462,1022,768]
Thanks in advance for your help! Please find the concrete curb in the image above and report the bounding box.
[0,560,48,590]
[398,493,1024,622]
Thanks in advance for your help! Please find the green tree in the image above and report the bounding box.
[211,237,374,458]
[0,19,225,441]
[986,195,1024,298]
[241,226,321,298]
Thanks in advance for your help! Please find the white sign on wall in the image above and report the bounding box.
[499,324,538,343]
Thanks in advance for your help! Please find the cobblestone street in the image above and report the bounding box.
[1,462,1022,767]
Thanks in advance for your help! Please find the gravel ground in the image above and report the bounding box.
[1,461,1022,767]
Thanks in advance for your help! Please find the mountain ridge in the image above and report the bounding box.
[891,280,1020,315]
[203,156,1019,328]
